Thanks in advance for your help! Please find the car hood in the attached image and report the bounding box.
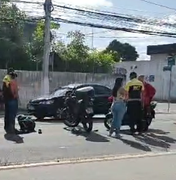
[30,95,52,102]
[30,92,65,103]
[30,88,69,103]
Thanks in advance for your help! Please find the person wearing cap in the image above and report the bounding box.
[2,68,19,134]
[124,72,144,135]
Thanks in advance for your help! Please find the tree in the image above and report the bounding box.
[66,30,89,62]
[106,40,139,61]
[53,30,115,73]
[30,20,59,67]
[88,51,115,73]
[62,30,90,72]
[0,4,28,68]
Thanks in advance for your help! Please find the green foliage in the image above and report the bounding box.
[88,51,115,73]
[106,39,139,61]
[54,31,115,73]
[0,3,138,73]
[30,20,60,63]
[0,4,28,68]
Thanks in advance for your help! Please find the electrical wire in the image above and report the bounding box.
[54,17,176,38]
[138,0,176,12]
[5,0,176,38]
[12,0,176,28]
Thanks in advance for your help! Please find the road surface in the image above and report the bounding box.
[0,111,176,166]
[0,154,176,180]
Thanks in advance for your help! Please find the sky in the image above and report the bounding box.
[16,0,176,60]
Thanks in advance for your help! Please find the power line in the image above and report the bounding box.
[54,17,176,38]
[90,35,176,39]
[6,0,176,38]
[139,0,176,12]
[11,1,176,29]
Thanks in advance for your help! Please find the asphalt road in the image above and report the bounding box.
[1,155,176,180]
[0,111,176,166]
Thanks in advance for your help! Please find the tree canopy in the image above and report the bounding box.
[105,39,139,62]
[0,1,139,73]
[0,3,28,69]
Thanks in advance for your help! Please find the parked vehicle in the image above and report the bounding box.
[104,101,157,132]
[63,86,94,132]
[27,83,112,119]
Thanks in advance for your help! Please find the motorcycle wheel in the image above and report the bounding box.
[63,110,79,127]
[143,118,152,132]
[104,114,112,130]
[82,120,93,133]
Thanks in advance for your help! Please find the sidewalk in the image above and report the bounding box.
[0,154,175,180]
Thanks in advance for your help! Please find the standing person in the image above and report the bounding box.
[109,78,126,138]
[2,68,18,134]
[138,75,156,118]
[125,72,144,135]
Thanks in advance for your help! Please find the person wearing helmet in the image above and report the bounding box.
[2,68,18,134]
[124,72,144,135]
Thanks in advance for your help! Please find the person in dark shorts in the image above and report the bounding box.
[125,72,144,135]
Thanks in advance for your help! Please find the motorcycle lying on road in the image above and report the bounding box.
[104,101,157,132]
[63,86,95,133]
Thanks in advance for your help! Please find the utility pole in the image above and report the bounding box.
[91,28,94,50]
[41,0,52,95]
[91,28,95,73]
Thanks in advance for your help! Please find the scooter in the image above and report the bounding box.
[104,100,157,132]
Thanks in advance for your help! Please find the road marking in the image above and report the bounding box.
[1,151,176,171]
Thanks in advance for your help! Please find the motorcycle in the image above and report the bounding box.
[104,100,157,132]
[63,86,94,133]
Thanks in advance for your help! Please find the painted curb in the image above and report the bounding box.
[0,151,176,171]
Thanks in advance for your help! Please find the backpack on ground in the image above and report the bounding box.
[17,115,36,133]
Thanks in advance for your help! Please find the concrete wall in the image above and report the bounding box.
[0,70,115,109]
[0,52,174,109]
[115,55,176,102]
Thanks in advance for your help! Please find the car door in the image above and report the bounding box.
[92,85,112,114]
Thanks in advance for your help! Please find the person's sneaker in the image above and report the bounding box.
[109,128,114,137]
[115,133,122,139]
[138,132,144,135]
[109,131,113,137]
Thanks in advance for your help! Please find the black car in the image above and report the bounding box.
[27,83,112,119]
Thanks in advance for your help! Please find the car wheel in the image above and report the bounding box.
[55,108,64,119]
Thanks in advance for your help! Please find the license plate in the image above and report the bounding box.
[86,107,93,114]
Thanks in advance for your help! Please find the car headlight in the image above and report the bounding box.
[39,100,54,105]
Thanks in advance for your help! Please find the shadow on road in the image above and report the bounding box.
[119,128,174,151]
[120,129,169,136]
[135,132,176,149]
[120,138,151,152]
[63,126,109,143]
[4,134,24,144]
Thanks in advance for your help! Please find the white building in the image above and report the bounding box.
[114,43,176,101]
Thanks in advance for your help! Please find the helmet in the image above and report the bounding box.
[129,72,137,79]
[7,67,17,77]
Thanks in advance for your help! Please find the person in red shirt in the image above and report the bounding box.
[138,75,156,107]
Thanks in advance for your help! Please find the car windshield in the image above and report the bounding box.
[51,88,70,96]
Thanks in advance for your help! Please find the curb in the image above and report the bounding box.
[0,151,176,171]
